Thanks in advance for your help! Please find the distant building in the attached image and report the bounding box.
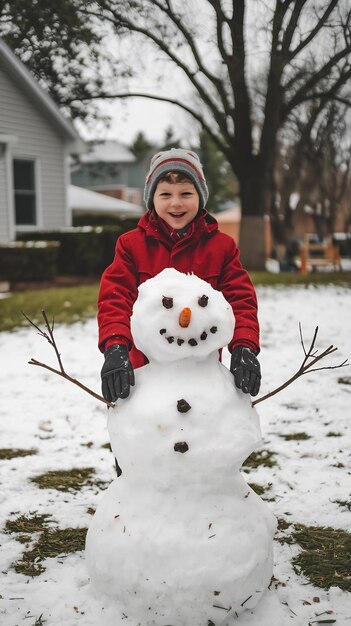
[71,140,147,206]
[69,184,143,219]
[0,38,84,244]
[211,204,241,243]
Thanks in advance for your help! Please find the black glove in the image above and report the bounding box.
[230,346,261,397]
[101,344,135,402]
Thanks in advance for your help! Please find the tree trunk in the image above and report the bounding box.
[239,166,265,217]
[235,156,273,270]
[239,215,272,271]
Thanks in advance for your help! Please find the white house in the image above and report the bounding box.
[0,38,84,244]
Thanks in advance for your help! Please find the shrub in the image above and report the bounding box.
[73,213,140,232]
[0,241,59,281]
[17,226,124,276]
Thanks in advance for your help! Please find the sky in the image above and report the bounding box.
[0,282,350,625]
[72,0,350,155]
[77,97,185,147]
[73,0,272,149]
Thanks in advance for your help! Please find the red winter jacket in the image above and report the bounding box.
[98,210,259,368]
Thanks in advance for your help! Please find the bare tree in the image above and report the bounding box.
[4,1,350,265]
[275,101,351,244]
[67,3,351,230]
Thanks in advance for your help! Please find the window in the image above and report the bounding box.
[13,159,37,225]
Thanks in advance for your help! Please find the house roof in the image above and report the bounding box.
[69,185,143,217]
[0,38,85,153]
[80,140,136,163]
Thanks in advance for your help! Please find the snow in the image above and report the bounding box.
[130,268,235,362]
[69,185,143,215]
[0,283,350,625]
[79,140,136,164]
[86,270,276,623]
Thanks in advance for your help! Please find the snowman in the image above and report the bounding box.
[86,268,277,625]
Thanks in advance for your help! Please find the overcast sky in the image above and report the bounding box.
[75,83,200,149]
[108,98,184,144]
[74,0,347,151]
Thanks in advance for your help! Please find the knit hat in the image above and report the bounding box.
[144,148,209,210]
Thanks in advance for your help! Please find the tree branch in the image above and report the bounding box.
[207,0,227,55]
[62,90,231,159]
[24,313,348,413]
[153,0,232,118]
[252,325,348,407]
[281,0,308,55]
[285,66,351,112]
[82,4,231,140]
[23,310,114,408]
[204,1,238,122]
[288,0,340,60]
[226,0,254,165]
[284,46,351,115]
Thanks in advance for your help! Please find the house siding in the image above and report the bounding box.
[0,146,9,243]
[71,162,131,188]
[0,64,68,242]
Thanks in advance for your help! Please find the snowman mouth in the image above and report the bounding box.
[159,326,217,346]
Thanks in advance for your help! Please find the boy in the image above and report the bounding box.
[98,148,261,403]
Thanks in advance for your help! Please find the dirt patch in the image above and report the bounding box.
[278,432,311,441]
[292,523,351,591]
[0,448,37,460]
[5,512,87,577]
[30,467,108,492]
[243,449,278,472]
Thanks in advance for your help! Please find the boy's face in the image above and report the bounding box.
[153,180,199,230]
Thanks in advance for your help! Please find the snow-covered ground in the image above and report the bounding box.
[0,284,350,626]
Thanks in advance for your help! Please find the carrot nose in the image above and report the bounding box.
[179,307,191,328]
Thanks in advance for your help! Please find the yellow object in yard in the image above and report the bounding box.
[299,240,342,273]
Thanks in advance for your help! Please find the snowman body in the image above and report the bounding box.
[86,269,277,625]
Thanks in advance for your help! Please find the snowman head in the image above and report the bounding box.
[131,268,235,363]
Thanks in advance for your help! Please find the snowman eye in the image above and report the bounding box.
[198,294,209,307]
[162,296,173,309]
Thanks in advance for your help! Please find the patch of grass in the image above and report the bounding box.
[334,499,351,512]
[248,482,272,496]
[278,432,311,441]
[277,518,292,532]
[0,283,99,332]
[326,431,342,437]
[17,535,32,544]
[243,449,278,472]
[248,482,266,496]
[5,513,51,535]
[1,272,350,332]
[338,376,351,385]
[292,523,351,591]
[251,271,351,288]
[0,447,37,460]
[13,527,87,577]
[274,518,294,545]
[282,402,300,410]
[5,512,87,578]
[14,560,46,577]
[30,467,106,492]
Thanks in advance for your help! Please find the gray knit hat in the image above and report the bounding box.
[144,148,209,210]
